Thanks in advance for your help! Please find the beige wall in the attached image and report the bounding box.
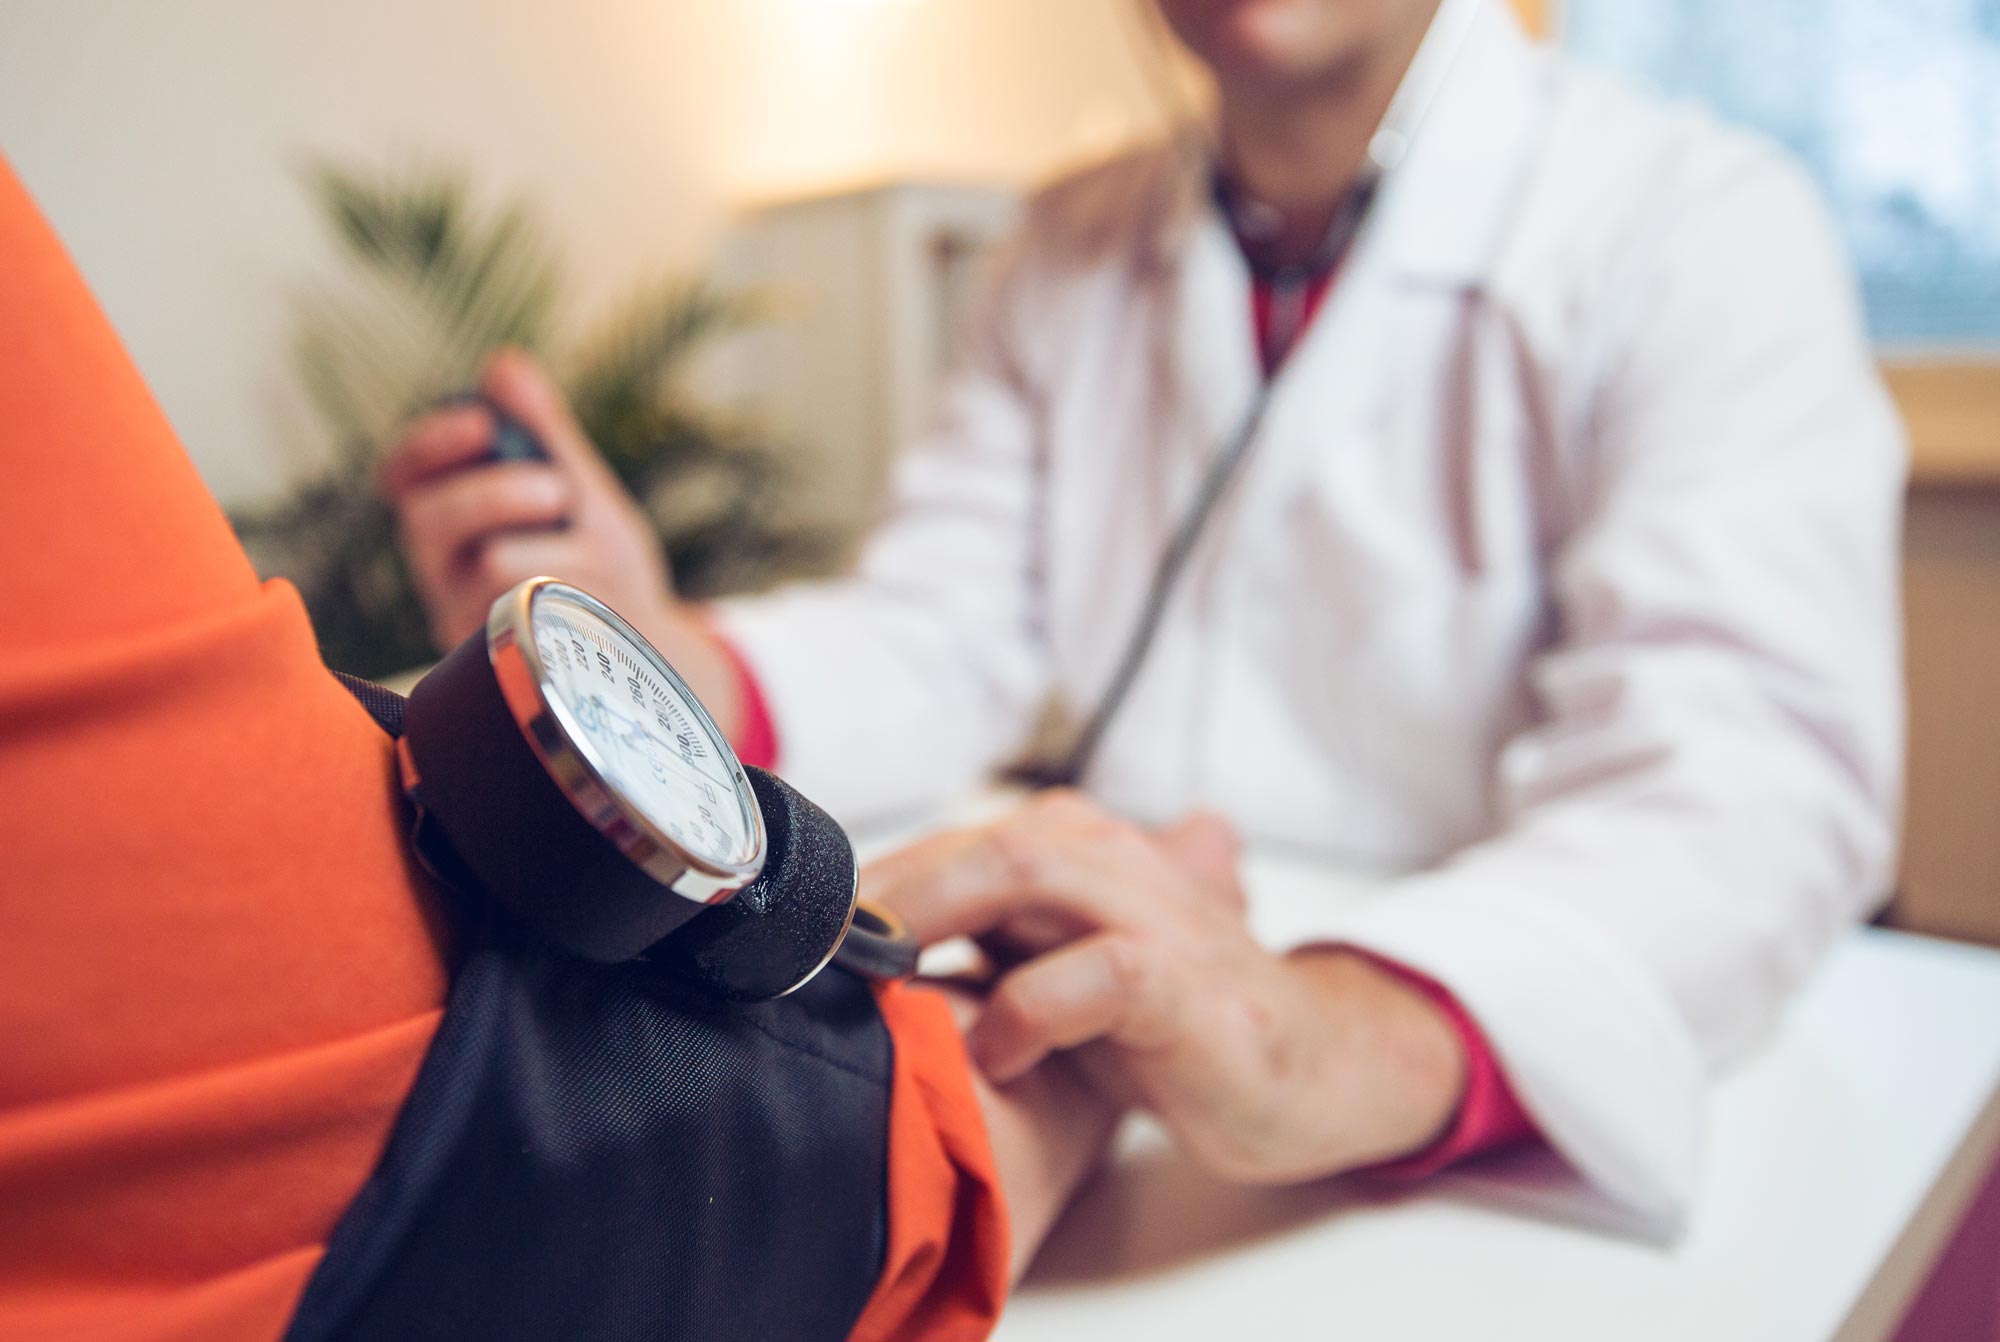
[0,0,1178,503]
[0,0,1559,505]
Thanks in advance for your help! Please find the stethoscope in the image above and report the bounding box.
[1019,171,1379,790]
[1024,0,1484,788]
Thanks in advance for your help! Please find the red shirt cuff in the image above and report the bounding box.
[1346,949,1538,1179]
[707,628,780,770]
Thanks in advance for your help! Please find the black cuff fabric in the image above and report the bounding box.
[287,924,891,1342]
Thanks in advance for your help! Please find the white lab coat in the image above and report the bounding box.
[718,0,1905,1228]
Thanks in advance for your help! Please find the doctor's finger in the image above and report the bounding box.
[464,530,596,596]
[480,348,605,477]
[1153,811,1245,913]
[968,932,1163,1084]
[858,827,983,910]
[863,835,1093,963]
[860,805,1132,902]
[397,464,573,566]
[874,817,1156,947]
[378,403,496,499]
[972,907,1100,968]
[867,826,1038,947]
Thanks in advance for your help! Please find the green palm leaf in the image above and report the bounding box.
[233,157,844,677]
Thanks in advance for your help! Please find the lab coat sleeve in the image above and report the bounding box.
[1301,145,1906,1227]
[710,238,1052,827]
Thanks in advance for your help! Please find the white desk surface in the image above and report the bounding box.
[972,853,2000,1342]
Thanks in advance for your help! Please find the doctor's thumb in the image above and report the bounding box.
[479,346,600,473]
[1154,811,1245,913]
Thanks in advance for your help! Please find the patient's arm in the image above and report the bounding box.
[855,981,1119,1339]
[0,155,456,1341]
[944,988,1121,1278]
[0,154,1071,1342]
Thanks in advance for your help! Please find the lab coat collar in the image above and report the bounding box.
[1140,0,1548,290]
[1369,0,1547,285]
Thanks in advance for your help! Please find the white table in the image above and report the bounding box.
[981,854,2000,1342]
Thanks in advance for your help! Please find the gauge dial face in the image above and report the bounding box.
[528,587,759,872]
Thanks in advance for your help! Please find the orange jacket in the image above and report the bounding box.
[0,156,1004,1342]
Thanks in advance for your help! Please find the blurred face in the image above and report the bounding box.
[1153,0,1438,93]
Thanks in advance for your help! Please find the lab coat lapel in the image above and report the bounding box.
[1157,0,1550,479]
[1106,0,1552,805]
[1226,0,1552,542]
[1371,0,1547,288]
[1158,203,1263,492]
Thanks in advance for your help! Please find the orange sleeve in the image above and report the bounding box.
[711,631,1014,1340]
[0,155,450,1341]
[851,983,1012,1342]
[0,156,1010,1342]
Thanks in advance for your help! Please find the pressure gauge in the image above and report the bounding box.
[513,582,763,900]
[399,577,915,999]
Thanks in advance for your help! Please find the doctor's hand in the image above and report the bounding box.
[378,348,748,731]
[867,792,1470,1184]
[379,349,667,647]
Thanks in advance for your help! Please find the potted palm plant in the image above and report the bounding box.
[232,160,841,678]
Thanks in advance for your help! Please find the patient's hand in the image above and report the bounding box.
[928,982,1123,1281]
[868,792,1468,1185]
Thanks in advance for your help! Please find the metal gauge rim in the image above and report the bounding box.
[775,862,859,1000]
[485,577,767,905]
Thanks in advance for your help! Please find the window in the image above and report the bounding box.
[1564,0,2000,350]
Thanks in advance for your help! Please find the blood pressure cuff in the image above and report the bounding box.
[286,679,892,1342]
